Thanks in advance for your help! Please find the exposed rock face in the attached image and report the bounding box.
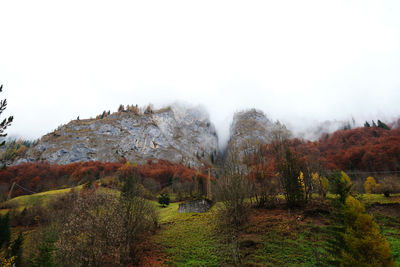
[25,106,218,168]
[226,109,291,161]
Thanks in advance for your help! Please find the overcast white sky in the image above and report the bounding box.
[1,0,400,144]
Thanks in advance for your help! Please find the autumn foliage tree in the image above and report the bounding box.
[364,176,380,194]
[0,161,121,198]
[251,125,400,175]
[0,158,211,200]
[245,137,327,205]
[318,127,400,172]
[245,144,280,208]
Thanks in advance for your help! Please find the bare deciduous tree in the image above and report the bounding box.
[215,147,252,266]
[55,185,158,266]
[56,191,125,266]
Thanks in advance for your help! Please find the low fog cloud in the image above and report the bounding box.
[1,1,399,145]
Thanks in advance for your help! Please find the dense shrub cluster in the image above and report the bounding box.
[15,176,158,266]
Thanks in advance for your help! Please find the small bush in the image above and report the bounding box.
[158,193,170,208]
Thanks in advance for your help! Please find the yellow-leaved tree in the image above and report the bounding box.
[364,176,380,194]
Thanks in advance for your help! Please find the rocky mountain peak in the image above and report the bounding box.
[227,109,291,161]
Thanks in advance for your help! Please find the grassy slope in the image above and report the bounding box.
[363,194,400,265]
[360,193,400,205]
[0,184,119,214]
[4,186,82,208]
[154,195,400,266]
[154,201,330,266]
[249,224,328,266]
[374,214,400,265]
[235,204,330,266]
[156,202,230,266]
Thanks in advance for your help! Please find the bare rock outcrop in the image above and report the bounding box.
[226,109,291,161]
[24,106,218,168]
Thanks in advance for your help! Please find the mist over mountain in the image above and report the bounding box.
[4,100,400,152]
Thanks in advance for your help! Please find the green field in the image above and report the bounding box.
[3,186,82,209]
[156,203,230,266]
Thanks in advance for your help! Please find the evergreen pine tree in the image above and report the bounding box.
[30,231,57,267]
[9,231,23,267]
[278,148,304,207]
[329,171,352,204]
[0,213,11,249]
[325,201,346,266]
[121,172,140,199]
[377,120,391,130]
[0,85,14,147]
[158,193,170,208]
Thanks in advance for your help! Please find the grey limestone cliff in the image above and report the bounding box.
[24,106,218,168]
[226,109,291,161]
